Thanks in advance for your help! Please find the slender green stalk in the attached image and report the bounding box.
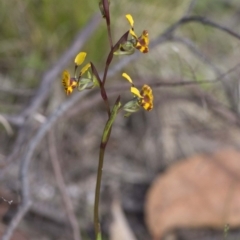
[94,146,105,239]
[94,98,121,239]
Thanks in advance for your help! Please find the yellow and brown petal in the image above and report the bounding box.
[136,30,149,53]
[62,70,77,95]
[139,84,153,111]
[66,79,77,95]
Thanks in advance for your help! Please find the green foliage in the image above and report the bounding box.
[0,0,100,88]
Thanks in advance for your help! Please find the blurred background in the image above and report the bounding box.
[1,0,240,239]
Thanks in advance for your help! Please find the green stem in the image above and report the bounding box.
[94,98,121,240]
[94,145,105,239]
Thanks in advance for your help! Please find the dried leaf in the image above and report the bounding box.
[145,149,240,239]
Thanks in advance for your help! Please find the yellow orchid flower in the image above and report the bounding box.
[62,52,93,95]
[125,14,149,53]
[122,73,153,115]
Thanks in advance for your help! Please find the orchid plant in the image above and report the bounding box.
[61,1,153,239]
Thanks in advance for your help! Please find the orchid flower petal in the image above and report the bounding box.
[62,70,70,88]
[125,14,134,28]
[131,87,142,98]
[122,73,133,84]
[75,52,87,66]
[80,63,91,76]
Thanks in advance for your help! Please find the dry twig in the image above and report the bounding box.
[48,130,81,240]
